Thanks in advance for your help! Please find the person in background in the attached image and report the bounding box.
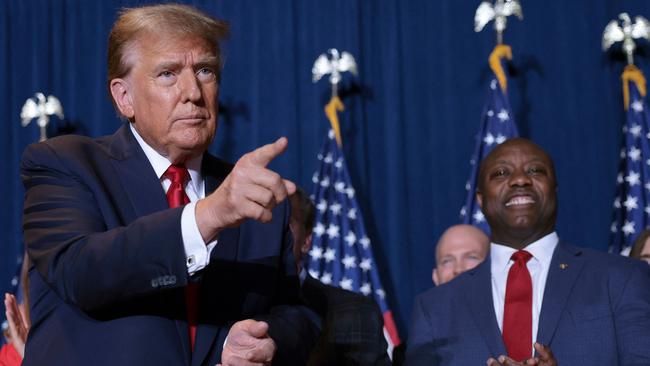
[432,224,490,285]
[290,187,391,366]
[631,230,650,265]
[0,254,30,366]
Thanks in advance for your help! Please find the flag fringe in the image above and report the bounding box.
[325,96,344,146]
[622,64,647,110]
[489,44,512,92]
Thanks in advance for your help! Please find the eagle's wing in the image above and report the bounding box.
[502,0,523,20]
[339,52,358,75]
[474,2,495,32]
[632,16,650,41]
[602,20,625,51]
[20,98,38,126]
[45,95,64,119]
[312,54,332,82]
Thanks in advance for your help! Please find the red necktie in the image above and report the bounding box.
[163,165,199,350]
[502,250,533,361]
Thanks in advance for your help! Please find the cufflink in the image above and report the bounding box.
[187,255,195,267]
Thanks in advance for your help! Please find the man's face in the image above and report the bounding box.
[290,217,312,272]
[113,33,219,162]
[433,226,489,285]
[477,139,557,248]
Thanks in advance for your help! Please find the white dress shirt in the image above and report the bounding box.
[490,231,558,352]
[130,124,217,275]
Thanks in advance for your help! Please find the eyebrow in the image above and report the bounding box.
[194,56,220,68]
[154,56,220,72]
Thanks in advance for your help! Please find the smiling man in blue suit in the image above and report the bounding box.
[406,138,650,366]
[20,4,314,366]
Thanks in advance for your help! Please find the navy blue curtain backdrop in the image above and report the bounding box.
[2,0,650,338]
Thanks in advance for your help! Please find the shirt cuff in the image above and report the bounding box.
[181,201,218,275]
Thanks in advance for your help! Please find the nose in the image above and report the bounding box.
[179,70,202,103]
[452,261,462,276]
[508,168,532,187]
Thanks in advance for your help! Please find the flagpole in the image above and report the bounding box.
[310,48,402,353]
[604,13,650,254]
[461,1,521,232]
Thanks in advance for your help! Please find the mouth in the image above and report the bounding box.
[505,195,535,207]
[175,116,208,124]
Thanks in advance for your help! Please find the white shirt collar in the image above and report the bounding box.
[491,231,558,272]
[129,123,203,192]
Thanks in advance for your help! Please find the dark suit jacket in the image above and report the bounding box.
[406,242,650,366]
[301,274,391,366]
[20,125,306,366]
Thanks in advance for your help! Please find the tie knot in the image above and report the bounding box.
[164,165,190,185]
[511,250,533,264]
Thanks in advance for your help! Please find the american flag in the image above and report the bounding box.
[306,128,401,353]
[610,65,650,255]
[460,45,519,234]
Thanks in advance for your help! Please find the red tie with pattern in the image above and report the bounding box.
[503,250,533,361]
[163,165,199,350]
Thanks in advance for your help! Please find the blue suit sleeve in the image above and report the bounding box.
[405,292,438,365]
[614,261,650,365]
[21,142,188,311]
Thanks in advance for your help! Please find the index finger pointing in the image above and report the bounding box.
[247,137,288,167]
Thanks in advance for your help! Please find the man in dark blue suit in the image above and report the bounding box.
[406,138,650,365]
[289,188,390,365]
[20,4,312,365]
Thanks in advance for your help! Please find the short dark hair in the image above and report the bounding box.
[630,229,650,259]
[291,187,316,233]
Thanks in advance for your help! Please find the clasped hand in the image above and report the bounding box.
[487,343,557,366]
[218,319,276,366]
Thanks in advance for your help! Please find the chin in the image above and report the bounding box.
[177,131,213,148]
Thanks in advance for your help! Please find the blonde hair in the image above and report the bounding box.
[106,3,229,107]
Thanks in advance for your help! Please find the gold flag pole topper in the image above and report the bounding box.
[21,92,64,142]
[311,48,358,146]
[602,13,650,109]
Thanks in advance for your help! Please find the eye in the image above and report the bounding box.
[156,70,177,86]
[197,67,217,82]
[439,257,455,267]
[490,167,509,179]
[526,166,546,175]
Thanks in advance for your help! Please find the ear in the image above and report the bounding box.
[432,268,440,286]
[110,78,135,119]
[300,233,313,255]
[476,191,483,209]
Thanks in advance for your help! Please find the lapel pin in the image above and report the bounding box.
[559,263,569,270]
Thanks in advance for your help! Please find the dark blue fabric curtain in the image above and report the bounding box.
[2,0,650,337]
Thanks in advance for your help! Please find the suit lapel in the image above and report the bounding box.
[192,154,238,366]
[108,125,192,362]
[202,154,239,263]
[465,259,507,357]
[536,242,584,346]
[108,125,168,218]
